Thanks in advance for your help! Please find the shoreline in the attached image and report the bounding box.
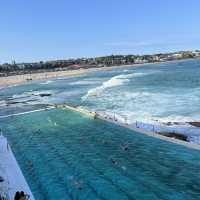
[0,58,198,90]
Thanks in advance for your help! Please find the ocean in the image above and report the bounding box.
[1,59,200,199]
[1,59,200,142]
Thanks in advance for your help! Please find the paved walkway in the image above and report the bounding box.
[0,135,35,200]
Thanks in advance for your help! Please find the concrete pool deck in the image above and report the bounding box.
[0,135,35,200]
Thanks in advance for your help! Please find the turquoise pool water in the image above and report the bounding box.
[1,108,200,200]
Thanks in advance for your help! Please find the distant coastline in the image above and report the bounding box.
[0,57,199,90]
[0,62,140,90]
[1,50,200,77]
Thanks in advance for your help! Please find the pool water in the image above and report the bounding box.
[1,108,200,200]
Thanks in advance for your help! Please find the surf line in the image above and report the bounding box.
[0,107,54,119]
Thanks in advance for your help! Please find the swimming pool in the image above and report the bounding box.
[1,108,200,200]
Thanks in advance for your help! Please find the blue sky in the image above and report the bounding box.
[0,0,200,63]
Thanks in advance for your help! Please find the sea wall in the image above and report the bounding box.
[95,113,200,150]
[56,104,97,118]
[56,103,200,151]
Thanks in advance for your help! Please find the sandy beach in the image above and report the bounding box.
[0,69,88,90]
[0,63,144,90]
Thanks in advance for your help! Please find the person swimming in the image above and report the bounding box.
[102,139,109,145]
[73,180,83,190]
[110,157,118,165]
[35,129,41,134]
[27,160,33,167]
[120,143,130,151]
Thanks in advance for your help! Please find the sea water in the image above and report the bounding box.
[1,109,200,200]
[1,59,200,141]
[1,59,200,199]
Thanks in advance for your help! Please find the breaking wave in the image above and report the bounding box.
[4,90,55,107]
[82,73,145,101]
[0,100,7,107]
[68,80,100,86]
[40,80,54,85]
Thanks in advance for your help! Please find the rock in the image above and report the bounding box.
[39,93,52,97]
[157,132,188,141]
[188,122,200,127]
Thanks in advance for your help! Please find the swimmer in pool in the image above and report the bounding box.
[27,160,33,167]
[102,139,111,145]
[110,157,118,165]
[73,180,83,190]
[35,129,41,134]
[121,143,129,151]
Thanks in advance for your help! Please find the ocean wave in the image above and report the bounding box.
[12,93,32,99]
[87,90,200,125]
[14,90,53,97]
[82,73,145,100]
[0,100,7,107]
[68,80,100,86]
[7,90,55,107]
[153,115,200,123]
[40,80,54,85]
[97,104,200,127]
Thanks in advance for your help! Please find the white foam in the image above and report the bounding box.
[0,107,54,119]
[97,110,200,144]
[8,90,55,107]
[89,87,200,124]
[81,83,200,145]
[123,69,130,72]
[68,80,100,86]
[0,100,7,107]
[12,93,31,99]
[153,116,196,123]
[40,80,54,85]
[82,73,145,101]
